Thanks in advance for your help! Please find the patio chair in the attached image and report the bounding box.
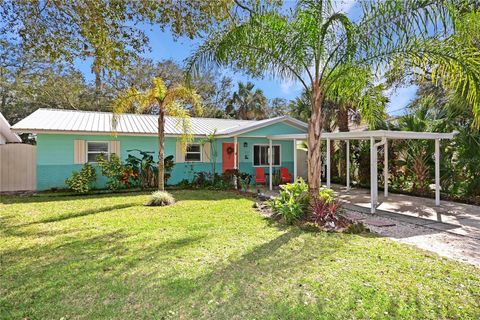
[280,167,293,184]
[255,167,267,185]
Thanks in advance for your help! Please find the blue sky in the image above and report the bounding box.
[75,1,416,116]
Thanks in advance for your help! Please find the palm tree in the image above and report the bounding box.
[227,81,268,119]
[187,0,480,199]
[113,77,202,191]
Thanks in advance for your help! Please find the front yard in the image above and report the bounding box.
[1,191,479,319]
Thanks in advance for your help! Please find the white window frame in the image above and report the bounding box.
[185,143,202,162]
[86,141,110,163]
[252,144,281,167]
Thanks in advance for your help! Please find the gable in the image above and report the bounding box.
[239,122,307,137]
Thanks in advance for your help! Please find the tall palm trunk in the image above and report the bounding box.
[158,104,165,191]
[307,84,324,199]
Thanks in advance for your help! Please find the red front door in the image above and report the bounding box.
[222,143,238,172]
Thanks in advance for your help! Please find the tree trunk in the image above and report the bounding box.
[92,58,102,107]
[307,84,324,200]
[337,104,350,183]
[158,104,165,191]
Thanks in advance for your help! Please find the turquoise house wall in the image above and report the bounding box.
[35,122,306,190]
[239,122,305,137]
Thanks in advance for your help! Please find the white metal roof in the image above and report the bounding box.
[267,130,458,140]
[0,112,22,143]
[11,108,307,137]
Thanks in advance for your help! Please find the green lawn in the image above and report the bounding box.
[1,191,479,319]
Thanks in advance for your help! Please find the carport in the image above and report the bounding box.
[266,130,458,213]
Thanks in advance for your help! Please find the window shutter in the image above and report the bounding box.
[175,141,184,163]
[203,142,211,162]
[74,140,86,164]
[110,141,121,156]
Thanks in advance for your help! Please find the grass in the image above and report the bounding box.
[1,190,479,319]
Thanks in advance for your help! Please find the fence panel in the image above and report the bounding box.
[0,144,36,192]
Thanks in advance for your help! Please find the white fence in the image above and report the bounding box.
[0,144,36,192]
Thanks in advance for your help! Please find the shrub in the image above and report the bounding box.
[272,170,281,186]
[176,179,192,189]
[121,167,138,187]
[192,171,212,188]
[310,188,342,226]
[146,191,175,206]
[65,163,97,193]
[267,178,309,223]
[238,172,252,192]
[222,169,240,187]
[345,222,367,234]
[96,154,125,190]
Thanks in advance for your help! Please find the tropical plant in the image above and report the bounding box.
[145,191,175,207]
[192,171,213,188]
[238,172,252,192]
[222,169,241,188]
[125,150,157,189]
[113,77,202,191]
[268,178,310,224]
[226,81,269,120]
[187,0,480,202]
[271,169,281,187]
[200,129,218,181]
[96,154,125,190]
[65,163,97,193]
[124,150,175,189]
[310,188,341,226]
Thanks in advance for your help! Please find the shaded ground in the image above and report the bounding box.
[1,191,480,319]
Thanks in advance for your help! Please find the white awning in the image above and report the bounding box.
[267,130,458,141]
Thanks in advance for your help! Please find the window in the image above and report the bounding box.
[87,141,109,163]
[253,145,280,166]
[185,143,201,162]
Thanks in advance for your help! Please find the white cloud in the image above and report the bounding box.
[280,79,302,97]
[332,0,357,14]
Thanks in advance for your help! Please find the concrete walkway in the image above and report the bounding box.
[332,184,480,240]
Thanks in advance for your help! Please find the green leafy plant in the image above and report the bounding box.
[271,169,281,187]
[267,178,309,224]
[125,150,156,189]
[238,172,252,192]
[96,154,124,190]
[222,169,240,188]
[65,163,97,193]
[125,150,175,189]
[200,129,218,182]
[192,171,212,189]
[146,191,175,207]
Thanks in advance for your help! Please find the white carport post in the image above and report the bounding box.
[435,138,440,206]
[233,136,238,169]
[326,138,331,188]
[346,140,350,191]
[293,139,297,180]
[370,137,377,214]
[384,138,388,197]
[269,138,273,191]
[234,136,238,189]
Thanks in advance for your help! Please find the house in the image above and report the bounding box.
[11,108,308,191]
[0,112,22,144]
